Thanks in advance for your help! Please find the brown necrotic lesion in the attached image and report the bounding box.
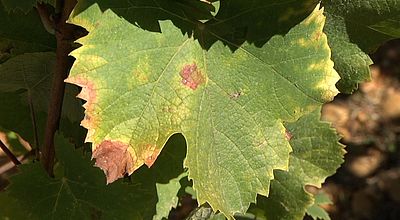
[92,140,134,184]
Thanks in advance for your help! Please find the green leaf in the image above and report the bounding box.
[0,135,158,220]
[0,130,29,155]
[0,52,83,120]
[186,206,216,220]
[306,192,332,220]
[71,0,215,33]
[67,4,339,218]
[0,3,55,52]
[151,133,188,220]
[0,92,47,147]
[72,0,319,50]
[250,108,344,220]
[0,0,55,13]
[0,52,85,145]
[0,133,188,219]
[154,173,187,220]
[0,39,12,63]
[0,52,54,113]
[323,0,400,93]
[370,19,400,38]
[198,0,320,49]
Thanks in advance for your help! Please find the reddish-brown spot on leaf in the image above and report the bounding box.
[285,130,293,141]
[92,140,134,184]
[180,63,205,90]
[314,31,322,41]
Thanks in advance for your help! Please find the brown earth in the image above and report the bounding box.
[316,39,400,220]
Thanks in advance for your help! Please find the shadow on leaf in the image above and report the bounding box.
[71,0,319,50]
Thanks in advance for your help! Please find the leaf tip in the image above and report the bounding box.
[92,140,134,184]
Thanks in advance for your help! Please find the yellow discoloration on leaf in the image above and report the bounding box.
[313,31,323,41]
[68,4,103,32]
[313,63,340,101]
[297,38,307,47]
[126,147,140,174]
[307,62,326,72]
[314,50,339,101]
[129,57,151,87]
[144,147,161,167]
[68,17,96,33]
[316,68,340,100]
[302,4,323,25]
[301,5,340,102]
[106,118,140,144]
[131,70,149,85]
[169,97,190,124]
[69,52,108,74]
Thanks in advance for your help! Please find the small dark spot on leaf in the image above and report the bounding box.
[180,63,205,90]
[230,91,242,99]
[92,140,133,184]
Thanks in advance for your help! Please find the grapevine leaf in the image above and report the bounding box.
[0,135,158,220]
[250,108,344,219]
[0,3,55,52]
[186,206,216,220]
[154,173,187,220]
[0,133,187,219]
[0,130,29,155]
[369,19,400,38]
[0,39,12,63]
[0,52,85,145]
[197,0,320,49]
[151,133,188,220]
[71,0,215,33]
[0,92,46,147]
[323,0,400,93]
[306,192,332,220]
[0,52,83,119]
[72,0,319,50]
[150,133,187,182]
[67,4,339,217]
[0,0,55,13]
[0,52,54,114]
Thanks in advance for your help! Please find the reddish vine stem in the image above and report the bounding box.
[0,140,21,166]
[39,0,85,176]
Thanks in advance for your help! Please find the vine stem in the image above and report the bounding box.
[39,0,85,176]
[0,140,21,166]
[27,89,40,160]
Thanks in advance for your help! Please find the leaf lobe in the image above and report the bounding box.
[92,140,134,184]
